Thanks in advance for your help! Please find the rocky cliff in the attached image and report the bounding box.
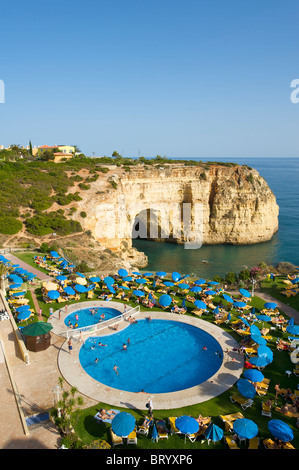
[72,163,279,254]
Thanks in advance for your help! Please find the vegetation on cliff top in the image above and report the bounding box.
[0,154,250,237]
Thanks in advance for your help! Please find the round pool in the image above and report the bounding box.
[64,306,121,328]
[78,319,223,394]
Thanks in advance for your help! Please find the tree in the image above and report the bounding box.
[225,271,237,285]
[52,377,84,437]
[29,140,33,155]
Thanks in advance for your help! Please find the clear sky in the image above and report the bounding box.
[0,0,299,158]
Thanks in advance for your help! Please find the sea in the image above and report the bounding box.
[132,157,299,279]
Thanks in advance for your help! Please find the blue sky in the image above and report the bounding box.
[0,0,299,158]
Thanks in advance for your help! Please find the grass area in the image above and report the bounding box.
[37,289,298,450]
[12,251,51,276]
[260,275,299,312]
[7,254,299,449]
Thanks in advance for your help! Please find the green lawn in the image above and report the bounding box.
[8,256,299,449]
[260,275,299,312]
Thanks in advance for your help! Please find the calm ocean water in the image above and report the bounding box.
[133,157,299,278]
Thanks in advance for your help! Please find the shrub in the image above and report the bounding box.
[80,211,87,218]
[0,216,23,234]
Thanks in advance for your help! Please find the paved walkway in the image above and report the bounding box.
[4,253,53,281]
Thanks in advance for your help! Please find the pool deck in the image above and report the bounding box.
[51,301,244,410]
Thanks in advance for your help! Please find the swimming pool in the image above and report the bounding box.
[64,306,121,328]
[78,319,223,394]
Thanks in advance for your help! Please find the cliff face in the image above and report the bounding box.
[73,163,279,252]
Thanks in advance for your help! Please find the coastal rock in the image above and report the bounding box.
[74,163,279,252]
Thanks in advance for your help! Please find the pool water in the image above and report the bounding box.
[64,307,121,328]
[79,319,223,393]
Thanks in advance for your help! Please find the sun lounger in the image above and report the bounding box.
[220,412,245,431]
[282,442,296,449]
[230,395,254,410]
[256,386,267,397]
[261,402,272,417]
[168,417,181,434]
[225,436,240,449]
[127,429,137,444]
[156,419,168,439]
[263,438,276,449]
[110,428,123,447]
[94,409,120,424]
[248,437,259,449]
[137,417,153,436]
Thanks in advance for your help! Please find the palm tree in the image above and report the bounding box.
[0,262,9,292]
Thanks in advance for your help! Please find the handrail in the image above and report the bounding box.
[64,305,140,339]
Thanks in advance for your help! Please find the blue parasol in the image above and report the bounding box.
[286,325,299,336]
[238,316,250,327]
[264,302,277,310]
[172,272,181,282]
[194,300,207,310]
[133,290,145,297]
[234,301,247,308]
[135,278,147,284]
[132,272,141,276]
[89,276,101,283]
[104,276,114,285]
[56,275,67,281]
[143,272,153,277]
[243,369,264,383]
[236,378,256,399]
[121,285,130,290]
[233,418,258,440]
[288,317,294,325]
[208,281,219,286]
[11,291,26,297]
[223,294,234,303]
[205,290,216,295]
[257,345,273,363]
[250,325,261,337]
[158,294,172,307]
[256,314,272,322]
[268,419,294,442]
[175,416,199,435]
[204,423,223,442]
[75,272,85,277]
[190,286,202,293]
[123,276,133,282]
[151,423,158,442]
[50,251,59,258]
[17,310,31,321]
[111,412,136,438]
[9,283,23,289]
[108,285,116,294]
[47,290,60,300]
[249,356,269,368]
[74,284,87,293]
[16,305,31,312]
[163,281,175,287]
[251,335,267,346]
[64,286,75,295]
[194,279,206,285]
[239,288,251,298]
[177,283,189,289]
[118,268,128,277]
[156,271,167,277]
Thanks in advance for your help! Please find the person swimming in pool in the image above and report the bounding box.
[98,342,107,347]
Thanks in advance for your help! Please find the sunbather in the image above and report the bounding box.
[97,409,117,420]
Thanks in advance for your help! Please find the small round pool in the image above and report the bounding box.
[64,306,121,329]
[78,319,223,394]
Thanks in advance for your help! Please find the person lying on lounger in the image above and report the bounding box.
[97,409,117,420]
